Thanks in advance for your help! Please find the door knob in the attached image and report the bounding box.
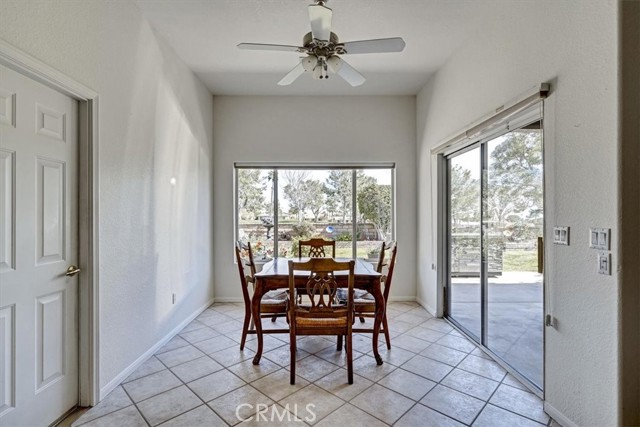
[65,265,81,277]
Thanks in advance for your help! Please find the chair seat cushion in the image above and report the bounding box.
[336,288,374,303]
[295,317,348,328]
[262,290,288,304]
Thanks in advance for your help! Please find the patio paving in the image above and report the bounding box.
[449,272,543,388]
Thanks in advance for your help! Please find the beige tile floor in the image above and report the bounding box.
[71,302,555,426]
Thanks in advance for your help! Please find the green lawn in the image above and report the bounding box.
[502,250,539,272]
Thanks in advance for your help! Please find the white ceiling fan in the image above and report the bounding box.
[237,0,406,87]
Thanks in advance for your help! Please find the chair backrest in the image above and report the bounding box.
[235,241,256,306]
[379,241,398,302]
[288,258,355,318]
[298,238,336,258]
[375,241,388,273]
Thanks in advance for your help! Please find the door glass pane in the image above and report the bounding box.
[356,169,392,263]
[237,169,274,259]
[486,123,544,388]
[448,148,482,340]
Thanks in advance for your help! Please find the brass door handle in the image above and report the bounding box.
[65,266,81,277]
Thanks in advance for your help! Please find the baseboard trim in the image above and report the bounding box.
[387,296,416,302]
[415,296,437,317]
[213,297,243,303]
[98,298,214,401]
[544,402,577,427]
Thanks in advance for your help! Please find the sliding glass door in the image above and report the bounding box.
[448,147,482,340]
[446,113,544,391]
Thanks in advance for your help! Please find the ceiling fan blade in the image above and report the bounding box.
[341,37,406,54]
[278,62,306,86]
[237,43,303,53]
[327,57,365,87]
[308,4,332,41]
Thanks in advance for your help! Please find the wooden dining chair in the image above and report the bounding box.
[288,258,355,385]
[235,241,288,350]
[298,238,336,258]
[357,241,393,318]
[353,241,397,349]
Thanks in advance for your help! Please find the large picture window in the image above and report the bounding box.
[235,165,394,260]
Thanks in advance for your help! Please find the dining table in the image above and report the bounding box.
[251,257,385,366]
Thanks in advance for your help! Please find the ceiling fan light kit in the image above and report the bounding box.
[237,0,405,87]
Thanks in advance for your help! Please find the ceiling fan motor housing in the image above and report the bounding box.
[302,32,345,57]
[303,31,339,46]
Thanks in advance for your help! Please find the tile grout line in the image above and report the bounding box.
[144,356,212,426]
[467,371,548,427]
[413,341,547,425]
[367,324,499,425]
[266,306,443,424]
[315,322,434,425]
[120,383,153,427]
[260,303,545,426]
[466,371,508,426]
[84,303,548,427]
[149,348,235,426]
[207,310,445,424]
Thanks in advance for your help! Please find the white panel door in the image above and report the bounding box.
[0,64,78,426]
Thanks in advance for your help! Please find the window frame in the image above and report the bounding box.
[234,163,396,260]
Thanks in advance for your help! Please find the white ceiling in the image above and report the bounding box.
[134,0,494,96]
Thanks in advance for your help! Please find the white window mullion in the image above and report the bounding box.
[273,169,279,257]
[352,169,357,258]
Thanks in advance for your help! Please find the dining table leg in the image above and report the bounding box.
[251,279,264,365]
[372,283,385,365]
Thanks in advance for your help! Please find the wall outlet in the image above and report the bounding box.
[590,228,610,250]
[172,293,177,304]
[597,252,611,275]
[553,226,570,245]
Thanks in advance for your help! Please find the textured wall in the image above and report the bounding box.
[212,96,416,301]
[416,1,619,425]
[0,0,214,395]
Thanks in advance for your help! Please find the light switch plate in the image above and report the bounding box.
[553,226,570,245]
[597,251,611,275]
[590,228,610,250]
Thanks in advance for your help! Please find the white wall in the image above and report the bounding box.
[213,96,416,301]
[0,0,214,397]
[416,1,619,425]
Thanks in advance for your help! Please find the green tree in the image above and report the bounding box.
[304,180,326,221]
[281,170,311,221]
[449,164,480,272]
[357,184,391,238]
[324,170,352,222]
[488,130,543,239]
[450,164,480,227]
[237,169,266,220]
[323,170,376,223]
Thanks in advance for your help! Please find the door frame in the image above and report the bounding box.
[432,85,550,398]
[441,119,544,394]
[0,40,100,407]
